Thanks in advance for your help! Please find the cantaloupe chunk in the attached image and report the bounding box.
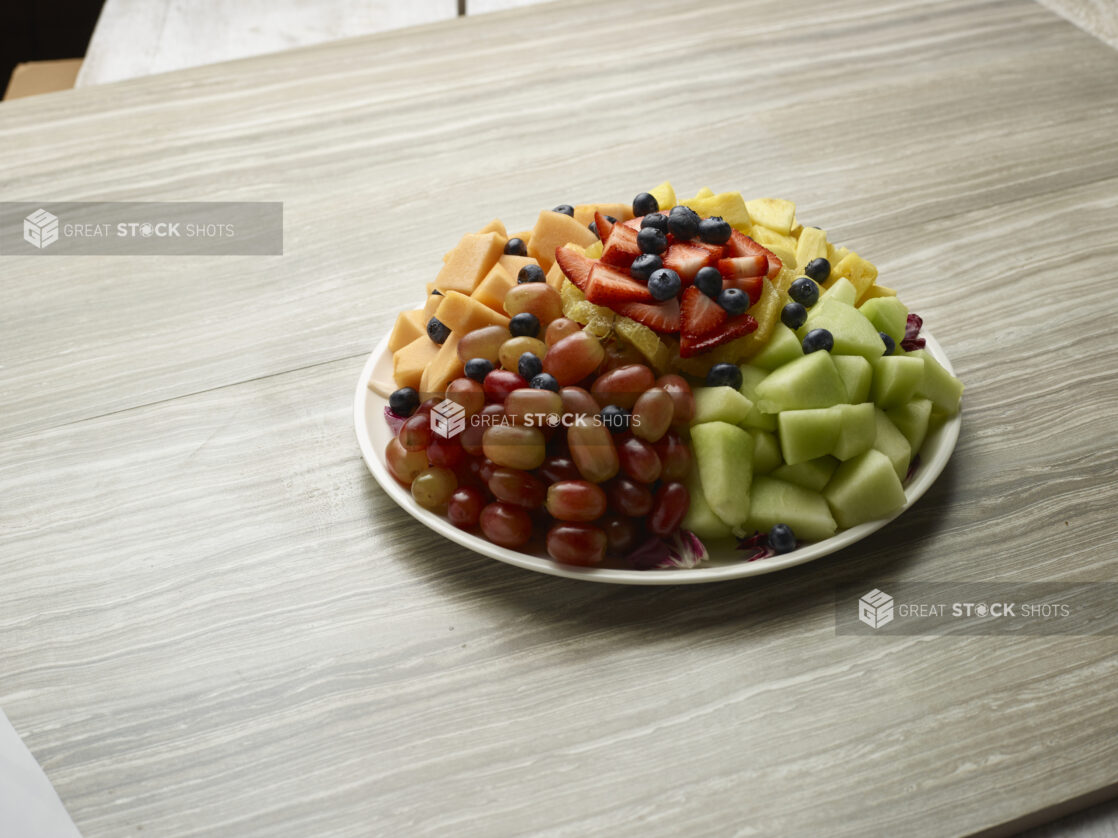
[388,309,427,352]
[472,262,517,312]
[510,230,532,246]
[477,218,507,239]
[546,260,567,292]
[573,202,634,227]
[498,254,536,281]
[434,232,505,295]
[423,293,442,320]
[435,290,510,333]
[420,331,464,395]
[393,335,440,390]
[528,210,599,273]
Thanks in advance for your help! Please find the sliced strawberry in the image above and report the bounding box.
[722,275,764,306]
[691,240,725,261]
[614,298,681,334]
[555,246,594,291]
[662,243,716,283]
[679,286,726,340]
[680,314,758,357]
[594,211,615,242]
[717,255,766,279]
[601,223,641,268]
[724,229,781,277]
[585,263,654,305]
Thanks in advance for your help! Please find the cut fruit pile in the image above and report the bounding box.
[374,182,964,569]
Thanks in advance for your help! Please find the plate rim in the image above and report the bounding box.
[353,322,961,585]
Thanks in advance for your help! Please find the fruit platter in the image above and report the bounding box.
[355,182,963,583]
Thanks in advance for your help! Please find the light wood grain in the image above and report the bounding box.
[2,0,1118,836]
[1037,0,1118,48]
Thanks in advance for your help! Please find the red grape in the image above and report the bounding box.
[411,467,457,509]
[427,435,464,468]
[546,522,607,566]
[560,386,600,418]
[538,455,581,484]
[591,364,656,410]
[446,377,485,417]
[448,486,485,529]
[545,317,581,347]
[483,369,528,404]
[385,438,428,485]
[630,387,673,443]
[488,468,547,509]
[601,514,640,555]
[567,420,619,483]
[654,431,692,481]
[606,476,654,517]
[543,332,605,385]
[616,435,662,483]
[656,374,696,427]
[545,480,607,521]
[505,388,563,427]
[399,414,432,451]
[480,502,533,548]
[482,424,547,470]
[648,481,690,537]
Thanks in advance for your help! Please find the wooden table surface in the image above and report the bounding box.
[2,0,1117,835]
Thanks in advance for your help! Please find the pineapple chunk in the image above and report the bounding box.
[831,252,878,300]
[795,227,828,269]
[614,316,671,372]
[745,198,796,234]
[827,242,851,267]
[682,191,751,231]
[584,240,604,259]
[858,284,898,305]
[749,225,798,254]
[690,186,715,200]
[648,180,676,211]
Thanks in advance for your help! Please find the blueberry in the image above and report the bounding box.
[694,266,723,299]
[518,352,544,380]
[667,205,700,239]
[427,317,451,344]
[781,302,807,330]
[553,204,575,217]
[637,226,668,255]
[698,216,732,244]
[767,523,796,554]
[880,332,896,356]
[632,192,659,217]
[802,328,834,353]
[600,404,631,433]
[788,276,820,307]
[630,253,662,282]
[504,237,527,257]
[431,289,443,296]
[464,358,494,382]
[648,268,682,301]
[509,312,540,338]
[530,373,560,392]
[389,387,420,417]
[640,213,669,233]
[718,287,749,315]
[705,363,743,390]
[804,258,830,283]
[588,221,599,238]
[517,264,546,284]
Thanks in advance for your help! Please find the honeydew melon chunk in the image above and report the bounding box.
[647,180,677,212]
[771,456,839,492]
[886,397,933,455]
[745,198,796,235]
[692,386,755,426]
[821,276,858,305]
[691,421,754,530]
[871,354,925,409]
[748,476,837,542]
[873,408,912,481]
[737,365,777,431]
[832,402,876,461]
[750,323,804,371]
[799,297,886,360]
[682,192,751,231]
[751,430,782,475]
[795,226,828,269]
[682,468,734,540]
[832,355,873,404]
[859,297,909,343]
[778,407,841,465]
[823,449,907,528]
[754,351,848,413]
[908,349,964,416]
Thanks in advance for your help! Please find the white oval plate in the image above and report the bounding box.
[354,327,961,584]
